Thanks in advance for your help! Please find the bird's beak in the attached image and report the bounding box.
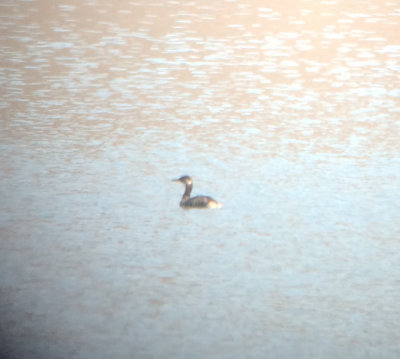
[172,178,179,182]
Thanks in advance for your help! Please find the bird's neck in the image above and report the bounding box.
[182,183,192,201]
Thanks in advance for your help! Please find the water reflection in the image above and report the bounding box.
[1,0,400,358]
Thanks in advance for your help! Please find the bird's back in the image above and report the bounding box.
[181,195,221,208]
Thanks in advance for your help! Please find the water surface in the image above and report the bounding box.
[1,1,400,358]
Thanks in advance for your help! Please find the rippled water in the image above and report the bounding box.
[1,1,400,358]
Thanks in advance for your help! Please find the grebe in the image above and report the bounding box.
[172,175,221,209]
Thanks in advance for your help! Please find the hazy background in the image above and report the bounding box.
[1,0,400,358]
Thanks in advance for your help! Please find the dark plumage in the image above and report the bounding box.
[172,175,221,209]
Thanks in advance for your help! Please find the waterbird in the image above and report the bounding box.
[172,175,221,209]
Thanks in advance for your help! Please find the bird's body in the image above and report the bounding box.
[172,175,221,209]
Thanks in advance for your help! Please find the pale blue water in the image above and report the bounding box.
[1,0,400,358]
